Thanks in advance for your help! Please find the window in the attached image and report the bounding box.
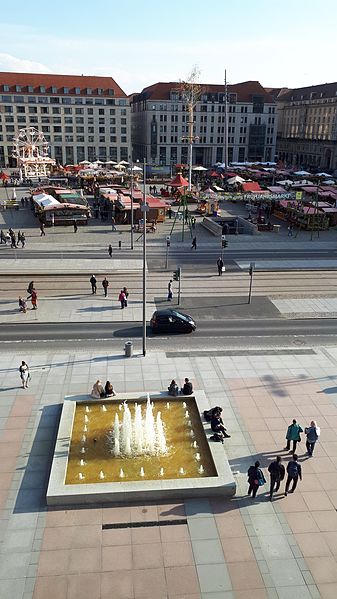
[53,117,61,124]
[29,106,37,114]
[99,127,105,133]
[99,118,105,124]
[17,116,26,123]
[76,136,85,142]
[16,106,26,113]
[110,136,116,142]
[52,86,57,94]
[41,117,50,124]
[6,125,15,132]
[110,126,116,134]
[38,97,48,104]
[88,136,95,143]
[99,136,105,142]
[88,127,94,134]
[28,86,34,93]
[99,108,104,115]
[88,117,94,124]
[75,108,84,114]
[52,107,60,114]
[119,99,127,106]
[65,126,73,133]
[40,86,45,93]
[15,85,21,92]
[76,126,84,133]
[65,135,73,142]
[30,116,38,123]
[64,107,72,114]
[3,85,9,92]
[64,117,72,124]
[42,126,50,133]
[75,117,84,124]
[62,97,71,104]
[121,118,127,125]
[120,147,128,160]
[63,87,69,94]
[75,87,81,95]
[74,98,83,104]
[108,89,114,97]
[110,109,115,115]
[97,88,103,95]
[87,108,94,115]
[40,107,49,114]
[53,126,62,133]
[86,98,93,105]
[121,127,127,134]
[110,118,116,124]
[50,97,60,104]
[95,99,104,105]
[121,136,127,143]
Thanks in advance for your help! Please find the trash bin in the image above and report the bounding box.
[124,341,133,357]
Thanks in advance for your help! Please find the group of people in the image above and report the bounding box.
[247,418,321,501]
[19,280,38,313]
[89,275,129,307]
[90,380,116,398]
[0,228,26,248]
[168,377,193,396]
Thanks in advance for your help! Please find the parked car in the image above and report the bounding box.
[150,309,196,334]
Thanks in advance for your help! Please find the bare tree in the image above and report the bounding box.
[178,66,202,191]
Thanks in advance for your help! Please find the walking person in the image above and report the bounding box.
[111,217,116,232]
[17,231,22,245]
[285,454,302,495]
[108,244,113,258]
[168,207,172,219]
[27,281,34,295]
[305,421,320,457]
[191,236,197,250]
[167,279,173,301]
[0,229,5,244]
[19,360,30,389]
[217,257,224,276]
[268,456,285,501]
[73,220,78,233]
[247,460,266,499]
[40,222,46,236]
[27,288,37,310]
[285,419,303,454]
[287,224,293,237]
[122,287,129,307]
[21,232,26,248]
[118,289,126,309]
[184,208,189,224]
[90,275,97,294]
[102,277,109,297]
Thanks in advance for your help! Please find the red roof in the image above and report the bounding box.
[0,72,127,98]
[133,81,275,104]
[241,182,262,192]
[170,174,189,187]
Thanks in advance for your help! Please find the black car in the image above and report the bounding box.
[150,309,196,334]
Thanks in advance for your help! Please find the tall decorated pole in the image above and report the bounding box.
[180,67,201,193]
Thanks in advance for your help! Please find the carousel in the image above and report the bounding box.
[12,127,55,180]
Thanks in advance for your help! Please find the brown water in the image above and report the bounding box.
[66,398,217,484]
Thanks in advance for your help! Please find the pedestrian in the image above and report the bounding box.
[217,256,224,276]
[111,217,116,232]
[73,220,78,233]
[10,231,17,248]
[17,231,22,244]
[27,281,34,295]
[168,207,172,219]
[108,244,113,258]
[305,420,320,457]
[123,287,129,307]
[247,460,266,498]
[167,279,173,301]
[27,288,37,310]
[19,360,30,389]
[119,289,126,309]
[90,275,97,294]
[185,208,189,224]
[40,222,46,236]
[21,232,26,248]
[102,277,109,297]
[191,216,196,229]
[0,229,5,244]
[191,236,197,250]
[18,297,27,313]
[268,456,285,501]
[285,454,302,495]
[285,419,303,454]
[287,224,293,237]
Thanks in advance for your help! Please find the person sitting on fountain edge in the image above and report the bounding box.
[91,380,105,399]
[181,378,193,395]
[105,381,116,397]
[168,379,179,396]
[211,407,231,438]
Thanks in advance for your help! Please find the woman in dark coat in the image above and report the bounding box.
[247,460,266,498]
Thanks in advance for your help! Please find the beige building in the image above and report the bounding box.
[131,81,277,168]
[0,72,131,168]
[273,82,337,172]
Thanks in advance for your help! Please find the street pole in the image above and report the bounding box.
[130,160,134,250]
[248,262,255,304]
[178,267,181,305]
[188,100,193,192]
[142,159,147,357]
[224,69,228,172]
[165,236,170,269]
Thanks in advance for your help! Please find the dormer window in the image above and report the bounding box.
[40,86,45,93]
[97,88,103,95]
[86,88,92,95]
[108,89,114,96]
[15,85,21,92]
[3,85,9,92]
[63,87,69,94]
[52,86,57,93]
[75,87,81,95]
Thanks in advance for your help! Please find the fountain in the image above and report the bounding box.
[47,391,236,505]
[102,405,107,412]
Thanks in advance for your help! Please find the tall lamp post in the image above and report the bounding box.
[141,159,148,357]
[130,159,134,250]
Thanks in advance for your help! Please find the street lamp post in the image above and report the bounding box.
[141,159,148,357]
[130,160,134,250]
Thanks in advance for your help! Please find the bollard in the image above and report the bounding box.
[124,341,133,357]
[119,240,122,249]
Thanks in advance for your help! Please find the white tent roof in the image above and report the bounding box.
[276,180,293,186]
[227,175,246,184]
[193,166,208,171]
[294,170,311,176]
[32,193,60,208]
[316,172,331,177]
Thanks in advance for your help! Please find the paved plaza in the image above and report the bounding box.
[1,344,337,598]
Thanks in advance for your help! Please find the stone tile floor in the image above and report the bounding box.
[1,346,337,597]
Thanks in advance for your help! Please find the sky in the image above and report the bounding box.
[1,0,336,94]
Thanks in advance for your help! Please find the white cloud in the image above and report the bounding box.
[0,53,52,74]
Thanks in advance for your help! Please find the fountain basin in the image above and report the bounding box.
[47,391,236,505]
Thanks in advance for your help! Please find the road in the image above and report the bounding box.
[1,318,337,344]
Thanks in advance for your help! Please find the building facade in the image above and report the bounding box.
[131,81,277,168]
[0,72,131,168]
[274,82,337,172]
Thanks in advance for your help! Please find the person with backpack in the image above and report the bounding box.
[285,454,302,495]
[268,456,285,501]
[247,460,266,498]
[285,419,303,454]
[305,421,320,457]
